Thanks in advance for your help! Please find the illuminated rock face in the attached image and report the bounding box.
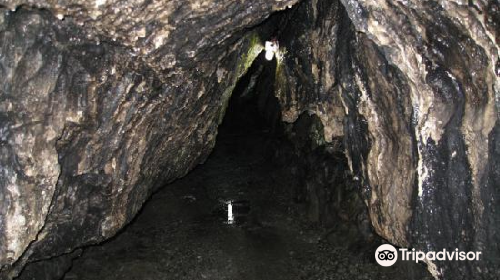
[273,1,499,279]
[343,1,499,279]
[0,0,498,279]
[0,1,297,278]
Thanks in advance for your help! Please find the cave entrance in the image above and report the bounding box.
[217,50,281,161]
[211,50,284,226]
[63,38,433,280]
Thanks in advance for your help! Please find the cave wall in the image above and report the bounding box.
[0,0,498,279]
[342,1,499,278]
[271,0,499,279]
[268,0,372,243]
[0,1,298,278]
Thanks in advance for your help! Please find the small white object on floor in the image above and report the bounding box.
[228,201,235,224]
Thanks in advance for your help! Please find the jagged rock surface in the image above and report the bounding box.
[271,0,499,279]
[0,0,498,279]
[0,0,297,278]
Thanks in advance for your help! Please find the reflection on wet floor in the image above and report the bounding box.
[63,74,433,280]
[64,128,314,280]
[63,127,432,280]
[221,200,251,225]
[227,201,235,225]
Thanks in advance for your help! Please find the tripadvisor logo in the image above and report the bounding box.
[375,244,398,267]
[375,244,482,267]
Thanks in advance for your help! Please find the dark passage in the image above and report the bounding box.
[62,54,432,280]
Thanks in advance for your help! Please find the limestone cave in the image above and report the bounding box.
[0,0,499,279]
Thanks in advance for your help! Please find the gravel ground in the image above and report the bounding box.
[63,127,433,280]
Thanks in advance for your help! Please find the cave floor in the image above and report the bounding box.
[63,128,430,280]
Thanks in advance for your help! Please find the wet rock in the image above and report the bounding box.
[0,0,297,278]
[0,0,498,279]
[270,0,499,279]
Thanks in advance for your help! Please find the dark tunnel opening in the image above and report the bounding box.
[216,51,282,164]
[57,48,434,280]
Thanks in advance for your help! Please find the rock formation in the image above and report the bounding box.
[0,0,498,279]
[275,1,499,278]
[0,1,298,278]
[278,0,499,278]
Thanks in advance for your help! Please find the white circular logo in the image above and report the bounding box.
[375,244,398,267]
